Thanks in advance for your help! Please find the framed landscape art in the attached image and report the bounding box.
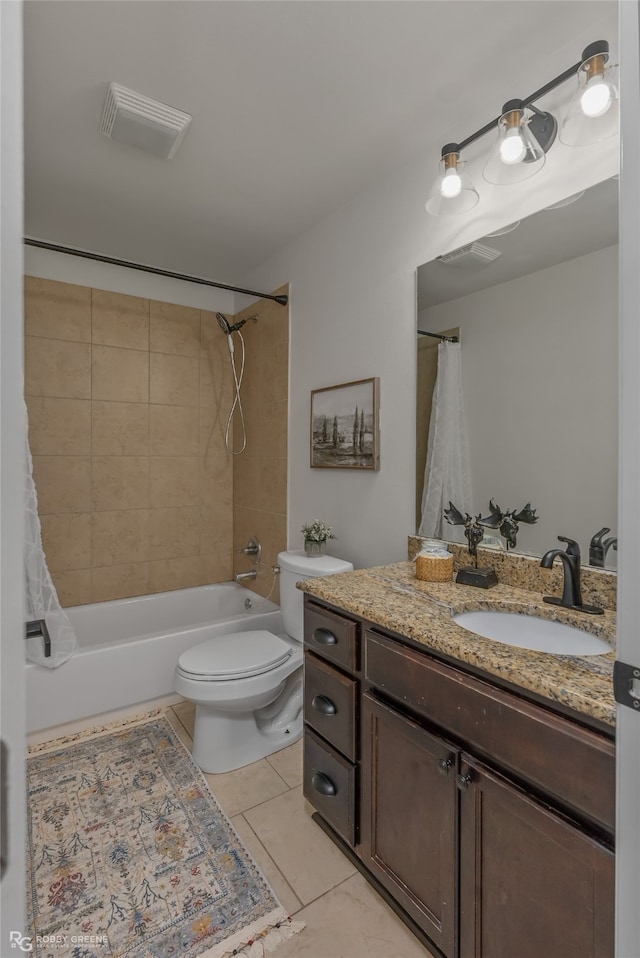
[310,377,380,470]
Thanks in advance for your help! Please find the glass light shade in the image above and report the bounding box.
[483,107,545,185]
[425,153,479,217]
[560,52,619,147]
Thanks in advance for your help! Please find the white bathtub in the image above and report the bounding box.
[25,583,282,733]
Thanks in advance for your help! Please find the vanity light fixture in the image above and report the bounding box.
[425,143,480,216]
[559,41,619,146]
[482,100,554,185]
[426,40,618,216]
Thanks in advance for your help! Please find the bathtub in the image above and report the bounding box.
[25,583,283,734]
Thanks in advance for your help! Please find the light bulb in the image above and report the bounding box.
[500,127,526,164]
[580,76,612,118]
[440,167,462,199]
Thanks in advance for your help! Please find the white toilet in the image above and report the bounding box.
[175,550,353,773]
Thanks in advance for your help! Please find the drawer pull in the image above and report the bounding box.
[311,772,337,797]
[438,756,454,776]
[312,694,337,716]
[313,627,337,646]
[456,772,473,791]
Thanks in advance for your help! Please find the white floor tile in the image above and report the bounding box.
[273,872,434,958]
[244,786,356,905]
[232,813,302,917]
[172,699,195,738]
[204,758,290,817]
[266,738,303,788]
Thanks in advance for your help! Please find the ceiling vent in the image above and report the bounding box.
[100,82,192,160]
[437,241,502,268]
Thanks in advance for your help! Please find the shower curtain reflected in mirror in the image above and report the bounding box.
[24,402,77,668]
[418,341,473,542]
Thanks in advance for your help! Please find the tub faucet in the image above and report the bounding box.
[234,570,257,582]
[540,536,603,615]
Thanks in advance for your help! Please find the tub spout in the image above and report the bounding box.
[234,570,257,582]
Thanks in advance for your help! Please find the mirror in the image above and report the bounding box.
[416,176,618,566]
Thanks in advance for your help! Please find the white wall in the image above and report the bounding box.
[242,108,619,570]
[24,246,236,314]
[418,245,618,558]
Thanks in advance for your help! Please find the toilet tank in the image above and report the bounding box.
[277,550,353,643]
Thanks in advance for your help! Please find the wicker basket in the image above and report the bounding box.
[415,553,454,582]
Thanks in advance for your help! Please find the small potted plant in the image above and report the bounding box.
[301,519,336,557]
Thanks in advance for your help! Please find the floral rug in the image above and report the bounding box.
[26,713,304,958]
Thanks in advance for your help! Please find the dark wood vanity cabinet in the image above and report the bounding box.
[458,754,614,958]
[303,597,615,958]
[302,599,360,847]
[360,692,458,956]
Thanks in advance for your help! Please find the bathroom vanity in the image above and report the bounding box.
[300,559,616,958]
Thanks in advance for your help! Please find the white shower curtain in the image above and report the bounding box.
[419,341,473,541]
[24,403,77,668]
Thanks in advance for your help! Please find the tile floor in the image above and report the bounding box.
[167,699,435,958]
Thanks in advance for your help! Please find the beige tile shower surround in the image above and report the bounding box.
[24,277,288,606]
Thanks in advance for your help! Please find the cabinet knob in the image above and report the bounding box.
[438,756,454,775]
[311,772,337,797]
[312,694,337,716]
[456,772,473,791]
[313,627,337,646]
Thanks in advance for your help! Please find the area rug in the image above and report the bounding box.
[26,713,304,958]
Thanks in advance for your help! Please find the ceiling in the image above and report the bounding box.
[23,1,618,285]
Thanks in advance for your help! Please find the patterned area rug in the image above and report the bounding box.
[26,713,304,958]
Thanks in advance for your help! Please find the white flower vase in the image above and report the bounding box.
[304,539,326,557]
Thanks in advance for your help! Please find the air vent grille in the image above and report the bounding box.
[100,82,192,160]
[438,242,502,267]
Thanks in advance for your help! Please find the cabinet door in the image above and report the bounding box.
[360,693,458,957]
[459,754,614,958]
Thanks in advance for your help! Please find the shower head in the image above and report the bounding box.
[216,312,232,334]
[216,312,248,335]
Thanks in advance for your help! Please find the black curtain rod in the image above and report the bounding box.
[418,329,459,343]
[23,238,288,306]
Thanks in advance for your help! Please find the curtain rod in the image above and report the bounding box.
[418,329,459,343]
[23,238,288,306]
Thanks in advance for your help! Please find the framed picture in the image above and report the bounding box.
[310,377,380,470]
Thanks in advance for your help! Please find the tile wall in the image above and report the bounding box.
[232,290,288,603]
[24,276,289,607]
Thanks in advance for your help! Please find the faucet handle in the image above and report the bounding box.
[557,536,580,559]
[590,527,611,547]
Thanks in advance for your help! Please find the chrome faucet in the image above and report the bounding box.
[235,570,257,582]
[540,536,603,615]
[238,536,261,562]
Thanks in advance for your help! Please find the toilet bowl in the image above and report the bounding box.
[175,550,353,773]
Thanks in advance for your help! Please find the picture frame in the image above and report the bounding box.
[310,377,380,470]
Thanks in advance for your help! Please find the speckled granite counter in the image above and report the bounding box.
[299,561,617,729]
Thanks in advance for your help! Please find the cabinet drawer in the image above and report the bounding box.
[365,629,615,834]
[304,652,357,760]
[303,727,356,846]
[304,600,358,672]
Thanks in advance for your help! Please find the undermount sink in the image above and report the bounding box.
[453,610,612,656]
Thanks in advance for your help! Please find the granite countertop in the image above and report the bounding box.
[299,561,617,729]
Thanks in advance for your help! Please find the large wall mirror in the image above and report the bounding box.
[416,176,618,566]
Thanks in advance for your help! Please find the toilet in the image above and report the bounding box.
[175,549,353,773]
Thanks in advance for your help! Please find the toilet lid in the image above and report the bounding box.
[177,630,292,681]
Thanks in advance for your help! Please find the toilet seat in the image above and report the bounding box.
[176,630,292,682]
